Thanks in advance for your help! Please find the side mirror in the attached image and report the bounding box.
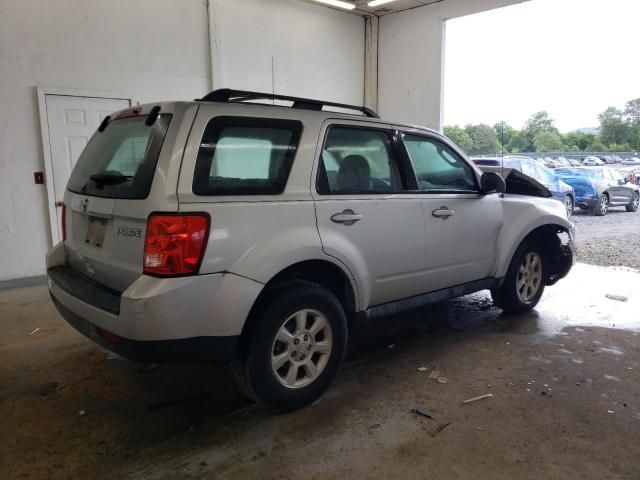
[480,172,506,194]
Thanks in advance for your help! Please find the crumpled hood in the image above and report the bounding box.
[479,166,552,198]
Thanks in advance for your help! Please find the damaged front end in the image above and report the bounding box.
[544,228,576,285]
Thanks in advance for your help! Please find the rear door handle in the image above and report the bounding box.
[331,209,362,226]
[432,207,455,219]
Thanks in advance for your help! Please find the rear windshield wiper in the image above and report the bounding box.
[89,171,133,186]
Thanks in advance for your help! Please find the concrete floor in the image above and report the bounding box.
[1,263,639,479]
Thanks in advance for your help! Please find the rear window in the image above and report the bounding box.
[192,116,303,196]
[67,115,171,199]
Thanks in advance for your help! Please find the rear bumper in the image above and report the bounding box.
[46,243,263,362]
[51,294,238,363]
[576,197,597,209]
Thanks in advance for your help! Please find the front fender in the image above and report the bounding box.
[495,196,574,278]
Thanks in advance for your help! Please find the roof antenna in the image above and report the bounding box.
[500,121,505,197]
[271,57,276,105]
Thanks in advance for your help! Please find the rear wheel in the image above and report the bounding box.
[491,241,545,314]
[626,192,639,212]
[594,193,609,216]
[232,281,347,412]
[563,195,574,217]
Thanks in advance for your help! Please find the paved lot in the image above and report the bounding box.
[1,264,639,480]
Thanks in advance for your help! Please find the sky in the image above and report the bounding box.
[443,0,640,133]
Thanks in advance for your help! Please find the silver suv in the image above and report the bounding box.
[47,89,575,411]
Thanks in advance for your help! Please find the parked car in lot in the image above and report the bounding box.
[568,158,581,167]
[470,157,501,167]
[582,156,604,166]
[622,157,640,166]
[611,155,624,164]
[555,166,640,215]
[46,89,576,411]
[498,156,575,217]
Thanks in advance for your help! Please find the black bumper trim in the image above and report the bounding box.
[48,266,121,315]
[51,294,239,363]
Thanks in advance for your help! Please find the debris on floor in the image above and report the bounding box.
[427,369,440,379]
[78,410,87,416]
[429,422,452,437]
[437,377,448,384]
[28,328,40,335]
[605,294,628,302]
[417,366,427,372]
[386,344,395,349]
[462,393,493,404]
[411,408,433,419]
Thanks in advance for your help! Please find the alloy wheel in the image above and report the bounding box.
[632,193,639,211]
[517,252,542,303]
[564,196,573,217]
[271,309,333,389]
[600,195,609,215]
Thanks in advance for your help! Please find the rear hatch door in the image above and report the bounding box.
[63,107,177,292]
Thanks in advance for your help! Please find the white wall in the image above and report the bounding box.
[378,0,528,130]
[0,0,211,282]
[210,0,364,104]
[0,0,365,282]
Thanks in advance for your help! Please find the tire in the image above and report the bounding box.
[626,192,639,212]
[232,281,347,412]
[491,240,545,314]
[563,194,574,217]
[594,193,609,216]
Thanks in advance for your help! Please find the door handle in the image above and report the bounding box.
[331,209,362,226]
[432,206,455,219]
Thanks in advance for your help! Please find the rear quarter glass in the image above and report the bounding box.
[192,116,303,196]
[67,115,172,199]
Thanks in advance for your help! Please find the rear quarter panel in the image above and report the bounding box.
[176,103,361,307]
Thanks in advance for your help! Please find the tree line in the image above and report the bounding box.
[444,97,640,155]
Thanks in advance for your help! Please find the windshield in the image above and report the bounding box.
[67,115,172,199]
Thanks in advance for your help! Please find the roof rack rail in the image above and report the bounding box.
[198,88,380,119]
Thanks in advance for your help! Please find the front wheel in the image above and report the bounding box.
[626,192,639,212]
[491,241,545,314]
[594,193,609,216]
[232,281,347,412]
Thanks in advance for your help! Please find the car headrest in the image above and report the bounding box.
[337,155,370,191]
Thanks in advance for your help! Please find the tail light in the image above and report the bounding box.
[143,213,210,277]
[61,203,67,241]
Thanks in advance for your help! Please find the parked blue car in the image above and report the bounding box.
[555,167,640,215]
[499,156,575,217]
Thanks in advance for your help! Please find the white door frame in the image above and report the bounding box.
[36,86,137,245]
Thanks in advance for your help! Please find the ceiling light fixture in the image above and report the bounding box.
[312,0,356,10]
[368,0,398,7]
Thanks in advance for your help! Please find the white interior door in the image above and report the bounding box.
[44,95,130,243]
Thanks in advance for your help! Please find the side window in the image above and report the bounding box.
[317,126,405,194]
[610,169,623,183]
[193,117,302,196]
[521,161,537,178]
[535,164,556,184]
[403,134,477,192]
